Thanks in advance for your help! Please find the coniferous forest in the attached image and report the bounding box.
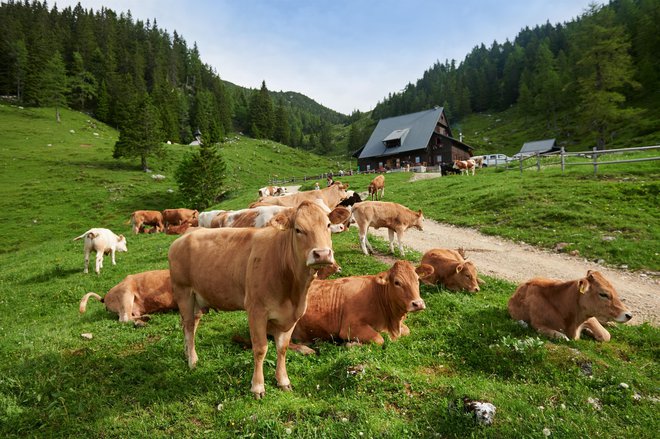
[1,0,659,154]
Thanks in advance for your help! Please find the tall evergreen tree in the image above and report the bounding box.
[247,81,274,139]
[572,4,640,149]
[273,100,290,145]
[68,51,97,111]
[39,51,68,122]
[113,94,163,171]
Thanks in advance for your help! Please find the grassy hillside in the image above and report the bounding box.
[457,98,660,156]
[0,105,658,437]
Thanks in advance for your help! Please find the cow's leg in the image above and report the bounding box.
[341,323,385,345]
[272,326,296,391]
[580,317,611,342]
[118,293,134,322]
[358,227,370,255]
[110,248,117,265]
[83,249,90,273]
[248,310,269,399]
[381,187,384,199]
[95,251,103,274]
[387,229,395,253]
[396,230,405,256]
[177,288,200,368]
[288,343,316,355]
[535,324,570,341]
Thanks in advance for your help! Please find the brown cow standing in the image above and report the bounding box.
[289,261,434,354]
[453,160,476,176]
[79,269,175,324]
[130,210,164,234]
[162,208,199,227]
[421,248,481,292]
[352,201,423,256]
[252,182,349,210]
[508,270,632,341]
[368,175,385,200]
[168,201,336,399]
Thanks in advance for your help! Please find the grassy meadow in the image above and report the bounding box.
[0,104,658,437]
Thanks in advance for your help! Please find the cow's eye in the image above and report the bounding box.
[394,280,401,287]
[295,228,303,234]
[599,292,610,299]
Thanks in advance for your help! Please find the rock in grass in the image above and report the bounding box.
[463,397,496,425]
[81,333,93,340]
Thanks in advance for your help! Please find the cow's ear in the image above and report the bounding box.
[417,209,423,216]
[416,263,434,279]
[586,270,595,280]
[455,263,464,273]
[375,272,388,285]
[342,183,349,189]
[117,234,125,241]
[578,278,589,294]
[269,212,291,231]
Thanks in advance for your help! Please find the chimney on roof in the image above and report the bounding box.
[459,132,463,142]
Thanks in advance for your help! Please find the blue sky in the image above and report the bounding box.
[54,0,602,114]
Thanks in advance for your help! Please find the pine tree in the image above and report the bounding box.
[10,39,28,102]
[274,100,290,145]
[39,51,68,122]
[113,94,163,171]
[68,51,97,111]
[175,142,226,210]
[247,81,274,139]
[572,4,640,149]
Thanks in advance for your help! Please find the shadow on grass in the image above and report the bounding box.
[21,266,81,284]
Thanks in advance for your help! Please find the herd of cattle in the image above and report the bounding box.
[74,175,632,398]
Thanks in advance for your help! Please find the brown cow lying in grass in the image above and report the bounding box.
[79,269,175,325]
[420,248,482,292]
[508,270,632,341]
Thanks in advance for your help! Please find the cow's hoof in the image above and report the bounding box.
[278,384,292,392]
[253,391,265,400]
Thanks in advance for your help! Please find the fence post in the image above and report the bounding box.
[560,147,565,173]
[593,147,598,176]
[536,152,541,171]
[519,156,523,174]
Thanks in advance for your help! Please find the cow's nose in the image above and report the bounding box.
[473,286,480,292]
[411,299,426,311]
[624,312,632,321]
[308,248,334,267]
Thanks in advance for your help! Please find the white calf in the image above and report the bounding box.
[73,228,128,274]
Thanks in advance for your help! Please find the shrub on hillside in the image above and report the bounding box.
[175,142,226,210]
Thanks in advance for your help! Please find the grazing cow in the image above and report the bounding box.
[166,223,192,235]
[368,175,385,200]
[168,201,337,399]
[453,160,476,176]
[288,261,434,354]
[73,228,128,274]
[352,201,424,256]
[440,163,461,176]
[162,208,199,227]
[130,210,164,234]
[508,270,632,341]
[79,269,175,324]
[252,182,349,210]
[338,191,362,208]
[198,210,225,228]
[421,248,481,292]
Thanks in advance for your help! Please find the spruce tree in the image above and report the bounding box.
[68,51,97,111]
[175,141,226,210]
[39,51,68,122]
[247,80,274,139]
[113,94,163,171]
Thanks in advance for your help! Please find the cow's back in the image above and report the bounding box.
[508,278,568,322]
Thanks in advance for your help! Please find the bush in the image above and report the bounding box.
[175,143,226,210]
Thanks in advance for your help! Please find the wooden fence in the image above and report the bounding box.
[509,145,660,175]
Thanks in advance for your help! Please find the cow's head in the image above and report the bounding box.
[116,235,128,252]
[412,210,424,231]
[376,260,433,313]
[271,200,334,268]
[328,206,351,233]
[446,260,480,292]
[331,182,350,201]
[577,270,632,323]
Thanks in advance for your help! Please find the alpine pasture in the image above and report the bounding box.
[0,105,658,437]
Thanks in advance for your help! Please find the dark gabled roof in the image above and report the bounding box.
[358,107,444,159]
[520,138,558,154]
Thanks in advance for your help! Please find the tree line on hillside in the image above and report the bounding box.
[371,1,658,149]
[0,0,347,152]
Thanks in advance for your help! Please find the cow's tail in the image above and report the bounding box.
[79,292,103,313]
[73,231,97,241]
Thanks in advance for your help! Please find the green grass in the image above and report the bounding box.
[0,104,658,437]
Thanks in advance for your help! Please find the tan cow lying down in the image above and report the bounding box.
[211,205,350,234]
[288,261,434,354]
[169,201,337,399]
[421,248,481,292]
[352,201,423,256]
[79,269,175,324]
[368,174,385,200]
[508,270,632,341]
[130,210,164,234]
[73,228,128,274]
[252,182,349,210]
[162,208,198,227]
